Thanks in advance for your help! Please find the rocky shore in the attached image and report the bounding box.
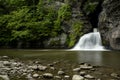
[0,56,120,80]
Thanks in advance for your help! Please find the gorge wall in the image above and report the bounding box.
[98,0,120,50]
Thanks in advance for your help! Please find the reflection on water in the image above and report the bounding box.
[77,51,103,65]
[0,49,120,68]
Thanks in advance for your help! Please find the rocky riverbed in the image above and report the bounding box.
[0,56,120,80]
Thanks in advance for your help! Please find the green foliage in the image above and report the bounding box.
[0,0,65,47]
[83,1,98,15]
[0,15,11,46]
[58,4,72,21]
[68,21,83,47]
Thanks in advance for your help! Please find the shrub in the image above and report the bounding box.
[68,21,84,47]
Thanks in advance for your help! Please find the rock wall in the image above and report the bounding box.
[44,0,92,49]
[99,0,120,50]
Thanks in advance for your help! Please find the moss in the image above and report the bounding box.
[68,21,84,48]
[83,1,98,15]
[58,4,72,21]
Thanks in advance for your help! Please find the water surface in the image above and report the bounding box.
[0,49,120,69]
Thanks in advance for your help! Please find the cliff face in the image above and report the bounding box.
[99,0,120,50]
[44,0,92,48]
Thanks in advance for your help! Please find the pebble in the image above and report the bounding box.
[80,63,93,70]
[2,56,9,59]
[3,61,11,66]
[48,64,54,67]
[38,65,47,71]
[54,76,61,79]
[80,71,86,76]
[50,67,55,70]
[31,65,38,70]
[26,74,35,80]
[0,75,10,80]
[72,75,84,80]
[73,68,81,72]
[43,73,53,78]
[111,73,119,78]
[58,71,65,75]
[64,75,70,78]
[84,74,94,79]
[33,73,39,78]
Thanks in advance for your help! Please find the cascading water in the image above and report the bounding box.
[72,28,104,51]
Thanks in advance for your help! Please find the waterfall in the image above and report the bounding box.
[72,29,104,51]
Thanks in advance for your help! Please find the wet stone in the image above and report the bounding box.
[111,73,120,78]
[3,61,11,66]
[80,63,93,70]
[64,75,70,78]
[43,73,53,79]
[58,71,65,75]
[54,76,61,79]
[38,65,47,71]
[84,74,95,79]
[73,68,81,72]
[80,71,86,76]
[33,73,39,78]
[72,75,84,80]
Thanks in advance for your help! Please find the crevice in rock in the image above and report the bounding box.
[88,0,103,30]
[81,0,104,31]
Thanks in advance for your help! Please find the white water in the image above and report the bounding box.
[72,30,105,51]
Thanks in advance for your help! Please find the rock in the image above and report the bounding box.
[64,75,70,78]
[1,68,11,71]
[72,75,84,80]
[0,75,10,80]
[48,64,54,67]
[0,62,4,68]
[84,74,94,79]
[22,73,27,76]
[38,65,47,71]
[54,76,61,79]
[79,71,86,76]
[73,68,81,72]
[43,73,53,78]
[2,56,9,59]
[26,74,35,80]
[31,65,38,70]
[34,61,41,64]
[58,71,65,75]
[33,73,39,78]
[3,61,11,66]
[111,73,119,78]
[11,62,18,66]
[80,63,93,70]
[50,67,55,70]
[98,0,120,50]
[53,61,59,64]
